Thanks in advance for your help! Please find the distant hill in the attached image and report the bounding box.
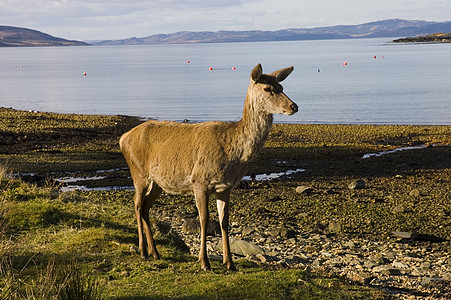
[0,26,89,47]
[94,19,451,45]
[391,32,451,43]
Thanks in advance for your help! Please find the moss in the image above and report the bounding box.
[6,201,62,231]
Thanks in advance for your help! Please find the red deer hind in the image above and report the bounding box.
[120,64,298,271]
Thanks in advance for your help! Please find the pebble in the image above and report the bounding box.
[155,210,450,299]
[328,221,342,234]
[295,185,313,195]
[348,180,365,189]
[393,205,409,213]
[268,227,296,238]
[409,188,421,197]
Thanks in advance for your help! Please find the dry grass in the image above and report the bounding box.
[0,165,105,300]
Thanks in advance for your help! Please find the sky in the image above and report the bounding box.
[1,0,451,41]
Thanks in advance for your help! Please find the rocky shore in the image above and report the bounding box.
[391,33,451,44]
[155,208,451,299]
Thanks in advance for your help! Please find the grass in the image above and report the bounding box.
[0,108,450,299]
[0,178,386,299]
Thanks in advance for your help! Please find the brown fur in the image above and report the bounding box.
[120,64,297,270]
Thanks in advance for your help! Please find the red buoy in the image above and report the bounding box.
[83,72,87,76]
[232,67,236,70]
[342,62,348,66]
[209,67,213,71]
[187,60,190,63]
[373,55,376,59]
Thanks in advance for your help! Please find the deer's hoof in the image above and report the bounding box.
[225,262,237,271]
[151,252,161,260]
[200,261,212,271]
[140,254,148,261]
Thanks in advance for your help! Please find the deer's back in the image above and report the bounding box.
[120,120,245,194]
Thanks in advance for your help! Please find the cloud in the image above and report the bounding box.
[1,0,260,39]
[1,0,450,41]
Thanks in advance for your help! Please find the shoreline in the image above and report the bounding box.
[391,33,451,44]
[2,107,450,126]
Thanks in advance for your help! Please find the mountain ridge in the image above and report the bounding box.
[0,25,89,47]
[2,19,451,47]
[93,19,451,45]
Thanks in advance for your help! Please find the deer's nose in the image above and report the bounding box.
[291,103,298,113]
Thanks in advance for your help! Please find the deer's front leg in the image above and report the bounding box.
[194,185,211,271]
[217,190,237,271]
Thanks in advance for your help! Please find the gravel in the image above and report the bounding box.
[156,210,451,300]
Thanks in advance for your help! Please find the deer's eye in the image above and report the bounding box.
[264,87,272,93]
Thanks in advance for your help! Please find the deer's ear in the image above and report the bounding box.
[250,64,262,82]
[271,66,294,82]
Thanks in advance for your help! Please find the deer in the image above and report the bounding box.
[119,63,298,271]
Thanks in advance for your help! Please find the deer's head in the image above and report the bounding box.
[249,64,298,116]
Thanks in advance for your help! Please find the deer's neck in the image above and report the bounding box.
[232,91,273,162]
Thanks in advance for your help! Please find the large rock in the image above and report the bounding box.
[392,231,444,242]
[217,238,264,256]
[392,231,418,239]
[182,218,219,236]
[373,265,401,275]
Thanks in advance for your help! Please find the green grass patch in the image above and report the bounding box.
[1,178,386,299]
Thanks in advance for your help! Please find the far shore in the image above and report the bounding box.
[391,32,451,44]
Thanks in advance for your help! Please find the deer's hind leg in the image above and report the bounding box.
[194,185,211,271]
[134,180,162,259]
[142,181,162,259]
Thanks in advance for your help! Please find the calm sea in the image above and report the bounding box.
[0,38,450,124]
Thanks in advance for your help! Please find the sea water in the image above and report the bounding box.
[0,38,450,124]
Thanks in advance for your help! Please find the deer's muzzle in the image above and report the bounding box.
[282,100,298,115]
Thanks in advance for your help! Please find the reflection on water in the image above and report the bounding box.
[56,168,306,192]
[362,145,428,159]
[15,144,433,192]
[242,169,305,181]
[60,185,133,192]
